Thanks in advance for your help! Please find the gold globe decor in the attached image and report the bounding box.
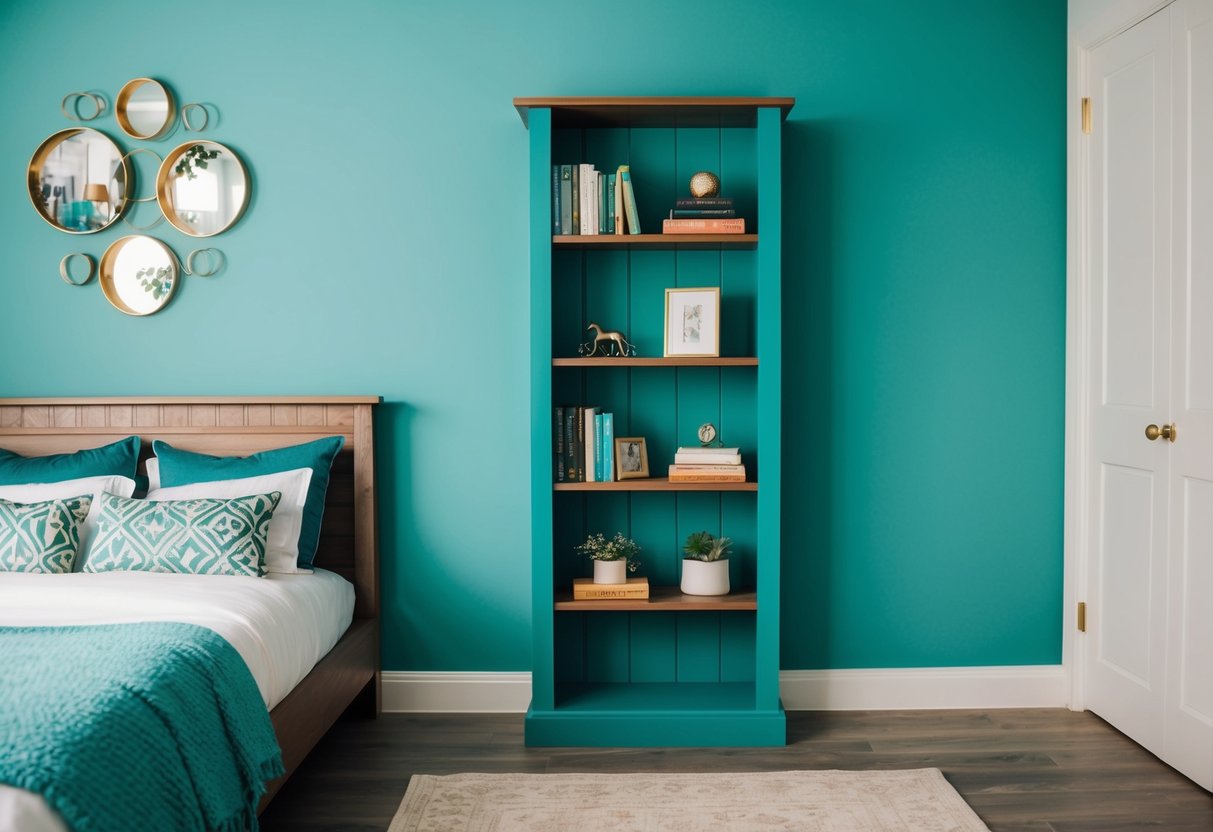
[689,171,720,198]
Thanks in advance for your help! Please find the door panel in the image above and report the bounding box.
[1165,0,1213,790]
[1086,5,1172,759]
[1097,464,1156,686]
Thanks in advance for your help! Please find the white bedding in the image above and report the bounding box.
[0,569,355,832]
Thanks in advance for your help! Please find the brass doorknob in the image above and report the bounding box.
[1145,423,1176,442]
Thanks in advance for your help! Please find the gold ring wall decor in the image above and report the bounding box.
[60,92,107,122]
[180,102,210,132]
[28,128,129,234]
[156,140,249,237]
[98,235,178,316]
[59,253,96,286]
[115,78,176,140]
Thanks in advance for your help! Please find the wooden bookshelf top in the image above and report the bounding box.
[515,97,794,128]
[555,586,757,611]
[553,357,757,367]
[555,477,756,492]
[553,234,757,249]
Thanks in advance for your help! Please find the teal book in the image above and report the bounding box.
[571,165,580,235]
[551,166,561,235]
[559,165,572,235]
[601,412,614,482]
[607,174,616,234]
[621,169,641,234]
[598,172,607,234]
[593,412,604,481]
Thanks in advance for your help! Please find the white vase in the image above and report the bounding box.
[680,559,730,596]
[593,559,628,585]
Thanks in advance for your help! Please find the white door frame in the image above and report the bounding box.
[1064,0,1176,712]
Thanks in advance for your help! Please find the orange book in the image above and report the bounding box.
[662,218,746,234]
[667,464,747,482]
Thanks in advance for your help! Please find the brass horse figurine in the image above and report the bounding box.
[585,322,634,357]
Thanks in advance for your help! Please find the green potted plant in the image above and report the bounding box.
[681,531,732,596]
[577,532,641,585]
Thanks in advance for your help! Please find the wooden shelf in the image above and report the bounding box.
[555,586,756,611]
[553,234,756,249]
[555,477,756,492]
[553,357,757,367]
[514,97,795,128]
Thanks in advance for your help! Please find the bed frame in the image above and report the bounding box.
[0,395,381,808]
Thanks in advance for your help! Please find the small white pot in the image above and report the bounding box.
[593,559,628,585]
[681,558,730,596]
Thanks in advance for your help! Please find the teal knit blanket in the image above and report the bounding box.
[0,622,283,832]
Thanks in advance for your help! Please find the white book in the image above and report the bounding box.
[584,406,599,481]
[674,452,741,466]
[580,164,597,235]
[677,446,740,455]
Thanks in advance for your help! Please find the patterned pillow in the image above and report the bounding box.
[84,491,281,577]
[0,496,93,573]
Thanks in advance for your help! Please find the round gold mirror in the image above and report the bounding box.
[99,235,178,316]
[28,128,128,234]
[115,78,175,140]
[156,141,249,237]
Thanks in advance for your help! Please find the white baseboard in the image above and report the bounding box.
[381,666,1067,713]
[381,672,533,713]
[778,666,1067,711]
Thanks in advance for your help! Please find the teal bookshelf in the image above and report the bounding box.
[518,97,792,747]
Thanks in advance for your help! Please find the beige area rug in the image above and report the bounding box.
[388,769,990,831]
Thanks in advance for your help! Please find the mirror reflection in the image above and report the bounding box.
[99,235,178,316]
[27,128,127,234]
[157,141,249,237]
[116,78,175,140]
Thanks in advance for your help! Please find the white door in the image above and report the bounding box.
[1164,0,1213,789]
[1084,6,1173,761]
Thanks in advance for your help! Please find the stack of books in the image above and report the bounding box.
[668,445,746,482]
[572,577,650,600]
[663,196,745,235]
[553,406,616,482]
[551,164,641,235]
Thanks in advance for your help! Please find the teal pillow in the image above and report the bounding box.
[0,437,140,485]
[84,491,281,577]
[0,496,92,573]
[152,436,344,569]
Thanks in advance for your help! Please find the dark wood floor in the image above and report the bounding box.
[259,709,1213,831]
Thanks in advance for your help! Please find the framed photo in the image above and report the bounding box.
[615,436,649,480]
[664,287,720,357]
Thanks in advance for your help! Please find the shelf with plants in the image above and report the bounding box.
[554,586,757,611]
[521,96,789,748]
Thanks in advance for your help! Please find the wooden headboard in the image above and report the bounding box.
[0,396,380,620]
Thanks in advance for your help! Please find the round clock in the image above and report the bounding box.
[697,423,718,446]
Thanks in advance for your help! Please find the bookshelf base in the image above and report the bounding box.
[524,683,787,747]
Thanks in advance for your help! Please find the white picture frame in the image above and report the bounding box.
[664,287,721,358]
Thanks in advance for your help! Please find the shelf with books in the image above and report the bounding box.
[555,586,757,611]
[554,477,756,492]
[525,95,790,748]
[552,233,757,249]
[552,357,758,367]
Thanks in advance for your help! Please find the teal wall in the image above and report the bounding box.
[0,0,1065,671]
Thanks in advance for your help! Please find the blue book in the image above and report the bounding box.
[601,413,614,481]
[559,165,573,235]
[607,174,616,234]
[593,412,604,482]
[551,166,561,235]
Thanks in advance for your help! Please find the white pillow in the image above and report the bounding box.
[145,467,313,574]
[146,456,160,492]
[0,475,138,564]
